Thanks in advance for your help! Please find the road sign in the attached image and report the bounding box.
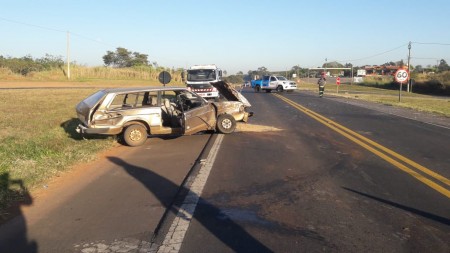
[395,69,409,83]
[158,71,171,85]
[395,68,409,102]
[336,77,341,86]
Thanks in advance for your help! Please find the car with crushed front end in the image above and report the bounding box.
[75,81,252,146]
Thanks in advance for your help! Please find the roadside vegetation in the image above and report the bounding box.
[297,81,450,117]
[0,53,449,220]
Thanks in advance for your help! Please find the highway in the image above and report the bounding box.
[0,88,449,252]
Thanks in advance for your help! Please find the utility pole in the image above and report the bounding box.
[407,41,411,92]
[67,31,71,80]
[351,65,354,85]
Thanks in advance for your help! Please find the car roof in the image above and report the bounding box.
[102,86,187,94]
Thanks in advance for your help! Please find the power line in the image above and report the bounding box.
[0,16,65,33]
[411,57,440,60]
[312,41,450,67]
[306,43,409,68]
[0,16,114,47]
[70,31,114,47]
[412,42,450,46]
[336,43,409,63]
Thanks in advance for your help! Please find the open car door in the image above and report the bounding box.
[178,92,216,135]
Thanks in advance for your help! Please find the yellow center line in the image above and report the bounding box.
[273,93,450,199]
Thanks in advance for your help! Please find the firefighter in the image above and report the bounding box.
[317,72,326,97]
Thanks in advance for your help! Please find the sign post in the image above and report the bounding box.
[394,68,409,102]
[158,71,172,86]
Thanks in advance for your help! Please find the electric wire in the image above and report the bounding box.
[0,16,115,48]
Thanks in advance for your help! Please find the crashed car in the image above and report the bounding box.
[75,81,253,146]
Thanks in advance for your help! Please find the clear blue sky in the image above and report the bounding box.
[1,0,450,74]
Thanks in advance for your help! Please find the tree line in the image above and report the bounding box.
[0,47,159,76]
[239,59,450,81]
[0,54,64,75]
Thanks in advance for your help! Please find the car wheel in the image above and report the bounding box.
[122,124,147,146]
[216,114,236,134]
[276,85,284,92]
[255,85,261,92]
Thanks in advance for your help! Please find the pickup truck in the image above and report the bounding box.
[251,75,297,92]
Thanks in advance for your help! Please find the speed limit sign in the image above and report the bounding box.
[395,69,409,83]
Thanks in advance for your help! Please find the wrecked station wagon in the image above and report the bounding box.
[75,81,253,146]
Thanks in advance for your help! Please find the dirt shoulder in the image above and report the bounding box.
[0,81,91,88]
[0,80,181,88]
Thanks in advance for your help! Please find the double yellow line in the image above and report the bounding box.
[273,93,450,199]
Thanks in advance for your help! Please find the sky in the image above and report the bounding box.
[1,0,450,74]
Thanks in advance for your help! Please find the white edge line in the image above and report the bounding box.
[156,134,224,253]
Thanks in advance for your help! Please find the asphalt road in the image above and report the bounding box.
[177,89,450,252]
[0,88,449,253]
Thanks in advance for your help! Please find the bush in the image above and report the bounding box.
[359,72,450,95]
[0,54,64,76]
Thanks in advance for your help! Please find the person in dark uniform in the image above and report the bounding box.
[317,72,326,97]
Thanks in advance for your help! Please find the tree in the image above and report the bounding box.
[438,59,450,72]
[322,61,343,76]
[247,66,270,80]
[382,61,396,66]
[396,59,405,67]
[0,54,64,75]
[223,75,244,84]
[343,63,353,77]
[413,65,424,73]
[103,47,150,68]
[289,65,308,78]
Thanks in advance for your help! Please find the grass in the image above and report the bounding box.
[0,78,449,219]
[298,82,450,117]
[0,88,113,214]
[0,80,186,218]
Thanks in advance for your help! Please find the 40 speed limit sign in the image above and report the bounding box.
[395,69,409,83]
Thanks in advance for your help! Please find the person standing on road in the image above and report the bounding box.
[318,72,326,97]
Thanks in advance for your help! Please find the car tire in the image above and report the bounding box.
[122,124,147,147]
[276,85,284,92]
[216,114,236,134]
[255,85,261,93]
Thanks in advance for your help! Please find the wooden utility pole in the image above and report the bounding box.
[67,31,71,80]
[407,41,411,92]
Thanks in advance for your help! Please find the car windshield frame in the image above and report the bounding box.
[187,69,216,82]
[276,76,287,81]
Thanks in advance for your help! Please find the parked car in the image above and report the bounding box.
[75,81,253,146]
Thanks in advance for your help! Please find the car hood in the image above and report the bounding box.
[210,81,251,107]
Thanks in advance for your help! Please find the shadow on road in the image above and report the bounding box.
[0,172,37,253]
[343,187,450,226]
[108,156,274,252]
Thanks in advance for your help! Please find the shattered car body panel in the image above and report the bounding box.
[211,81,251,107]
[210,81,253,122]
[75,82,252,146]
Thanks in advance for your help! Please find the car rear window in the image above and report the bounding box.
[84,90,106,107]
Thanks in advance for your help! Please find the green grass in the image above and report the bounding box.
[0,88,118,214]
[0,79,188,218]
